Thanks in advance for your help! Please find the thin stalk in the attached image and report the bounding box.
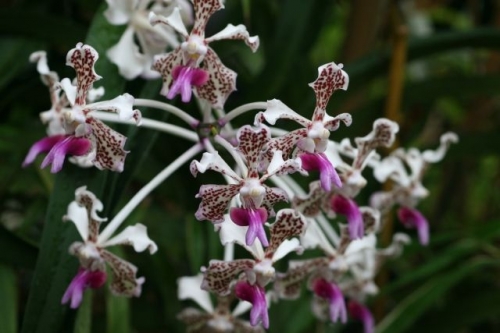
[214,135,248,176]
[98,143,203,243]
[134,99,199,127]
[218,102,267,126]
[93,111,198,142]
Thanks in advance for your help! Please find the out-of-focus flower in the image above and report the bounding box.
[150,0,259,108]
[61,186,157,308]
[104,0,194,79]
[370,132,458,245]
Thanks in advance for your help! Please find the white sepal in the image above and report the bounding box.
[178,274,214,313]
[100,224,158,254]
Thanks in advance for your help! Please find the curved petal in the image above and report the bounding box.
[107,26,150,80]
[104,0,135,25]
[266,209,307,260]
[66,43,102,106]
[217,214,263,259]
[100,223,158,254]
[310,62,349,121]
[190,151,240,180]
[86,118,128,172]
[178,274,214,313]
[254,99,309,127]
[86,93,141,124]
[149,7,189,38]
[63,201,90,241]
[22,135,66,167]
[206,24,259,52]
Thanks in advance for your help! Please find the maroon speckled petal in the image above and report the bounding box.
[261,186,288,217]
[101,249,144,297]
[191,0,224,37]
[310,63,348,122]
[237,125,271,177]
[292,181,325,217]
[86,117,128,172]
[66,43,102,106]
[259,128,308,169]
[201,259,255,295]
[196,48,237,109]
[195,184,241,223]
[152,48,184,98]
[265,209,307,259]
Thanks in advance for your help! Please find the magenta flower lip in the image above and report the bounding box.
[62,268,107,309]
[299,152,342,192]
[235,281,269,329]
[167,65,209,103]
[331,195,364,239]
[313,278,347,323]
[397,206,429,245]
[230,207,269,247]
[348,301,374,333]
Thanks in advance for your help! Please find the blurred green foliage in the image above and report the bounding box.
[0,0,499,332]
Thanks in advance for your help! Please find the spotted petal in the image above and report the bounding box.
[265,209,307,260]
[201,259,255,296]
[66,43,102,106]
[195,184,241,223]
[190,151,240,180]
[237,125,271,176]
[86,117,128,172]
[191,0,224,36]
[152,48,184,98]
[254,99,309,127]
[310,62,349,121]
[101,249,145,297]
[196,48,237,109]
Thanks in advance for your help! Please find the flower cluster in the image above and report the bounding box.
[23,0,458,332]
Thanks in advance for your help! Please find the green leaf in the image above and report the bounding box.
[106,247,130,333]
[0,265,17,333]
[0,225,38,269]
[0,9,86,47]
[376,258,499,333]
[74,291,92,333]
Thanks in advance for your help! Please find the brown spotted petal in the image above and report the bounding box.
[190,151,241,181]
[196,48,237,109]
[261,150,307,181]
[292,181,324,217]
[254,99,310,127]
[152,48,183,98]
[274,258,329,300]
[66,43,102,106]
[323,113,352,132]
[73,186,107,241]
[201,259,256,296]
[259,129,308,169]
[101,249,144,297]
[352,118,399,170]
[86,117,128,172]
[310,62,349,122]
[195,184,242,223]
[265,209,307,260]
[261,186,288,218]
[233,319,265,333]
[191,0,224,36]
[177,307,213,332]
[236,125,271,175]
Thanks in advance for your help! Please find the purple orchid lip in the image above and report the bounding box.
[331,195,364,239]
[313,278,347,323]
[348,301,374,333]
[22,135,67,167]
[397,206,429,245]
[62,268,107,309]
[167,65,209,103]
[235,281,269,329]
[40,136,92,173]
[230,207,269,246]
[299,152,341,192]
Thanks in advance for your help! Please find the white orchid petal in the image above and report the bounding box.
[217,215,263,259]
[300,219,336,255]
[149,7,189,38]
[256,99,309,127]
[422,132,459,163]
[100,224,158,254]
[272,238,302,262]
[104,0,136,25]
[231,299,252,317]
[344,234,376,256]
[63,201,89,241]
[190,151,240,180]
[107,26,150,80]
[87,93,140,123]
[60,77,77,106]
[205,24,259,52]
[178,274,214,313]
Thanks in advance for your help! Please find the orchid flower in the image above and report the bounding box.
[177,274,264,332]
[62,186,157,308]
[292,118,399,239]
[348,301,375,333]
[190,125,306,246]
[255,62,351,192]
[104,0,193,79]
[23,43,142,173]
[370,132,458,245]
[201,209,306,328]
[149,0,259,108]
